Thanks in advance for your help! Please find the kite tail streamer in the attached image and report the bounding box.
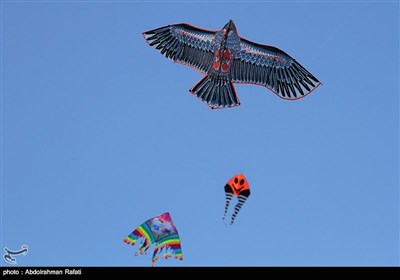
[223,194,233,221]
[230,193,249,225]
[124,224,154,255]
[152,234,183,265]
[223,184,234,222]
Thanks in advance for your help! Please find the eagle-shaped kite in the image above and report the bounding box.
[143,20,321,109]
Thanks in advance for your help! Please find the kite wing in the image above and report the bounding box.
[231,38,321,99]
[143,23,217,74]
[223,174,251,225]
[124,212,183,266]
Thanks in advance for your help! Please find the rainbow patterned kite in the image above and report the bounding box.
[124,212,183,266]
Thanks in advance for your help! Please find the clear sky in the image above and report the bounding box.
[1,0,399,267]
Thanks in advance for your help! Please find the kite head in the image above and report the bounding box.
[223,19,237,33]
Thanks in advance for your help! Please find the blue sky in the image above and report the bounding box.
[1,1,399,266]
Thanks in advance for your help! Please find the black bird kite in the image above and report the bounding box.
[143,20,321,109]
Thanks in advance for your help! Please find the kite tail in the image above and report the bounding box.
[230,193,249,225]
[190,74,240,109]
[151,235,183,266]
[223,184,234,223]
[124,226,153,256]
